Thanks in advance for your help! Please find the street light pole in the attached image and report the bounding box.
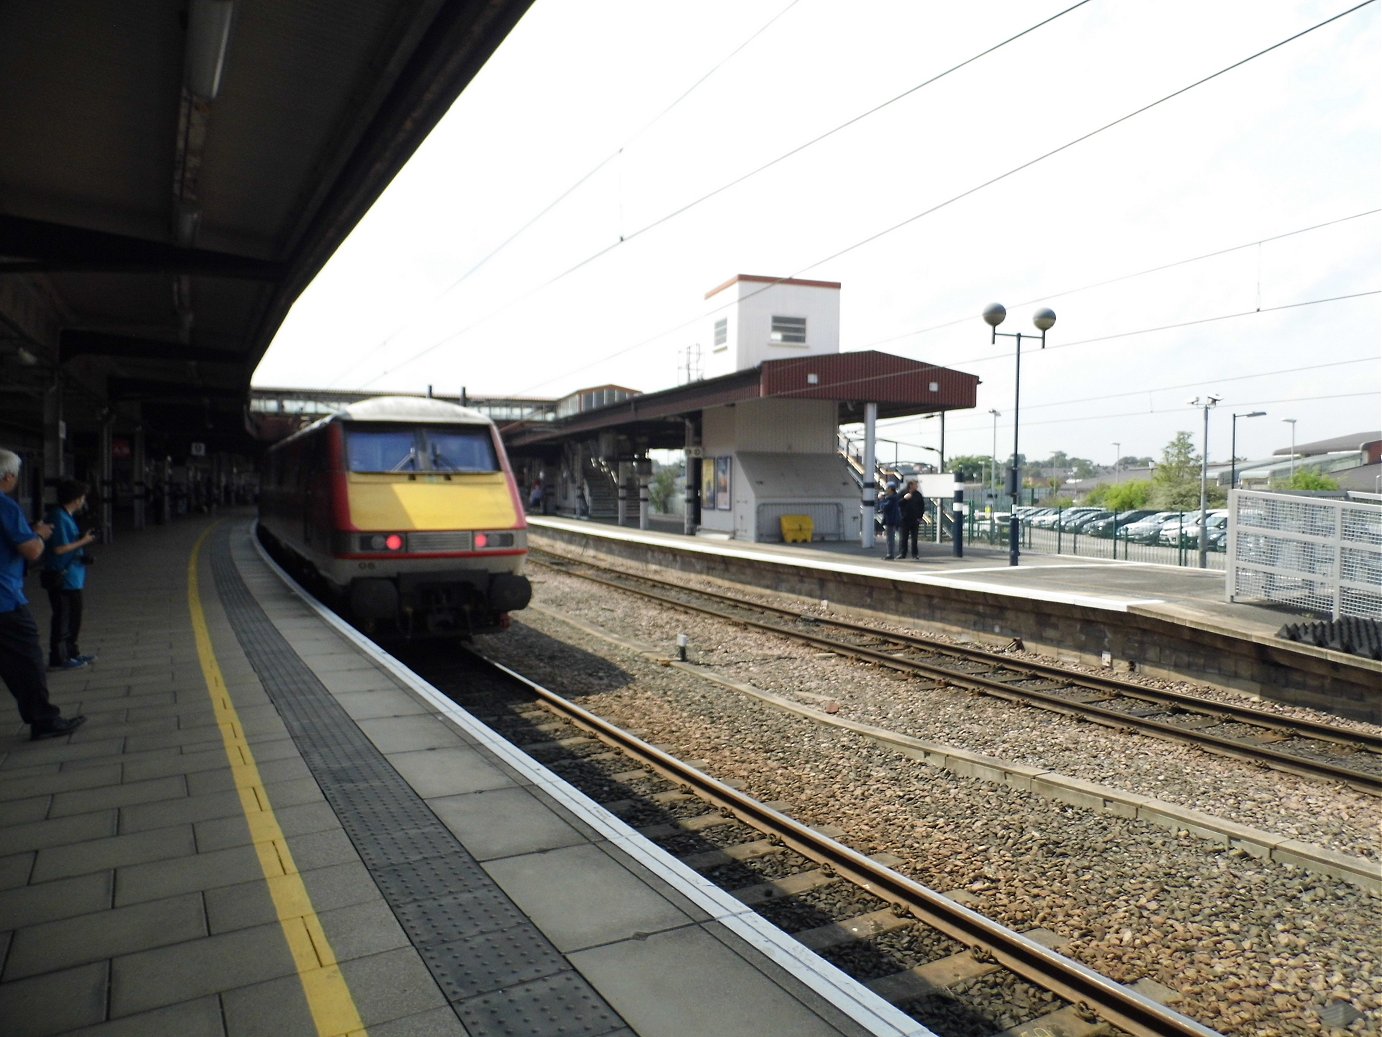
[1190,394,1220,568]
[982,304,1056,566]
[1112,442,1120,481]
[1230,410,1266,490]
[1283,418,1297,482]
[988,408,1001,496]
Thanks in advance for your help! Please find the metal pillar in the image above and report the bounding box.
[637,459,651,531]
[616,462,628,526]
[43,380,63,500]
[952,487,964,558]
[132,427,147,530]
[99,417,114,541]
[860,402,877,550]
[1008,337,1023,566]
[683,419,698,536]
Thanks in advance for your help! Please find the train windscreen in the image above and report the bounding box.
[345,424,499,473]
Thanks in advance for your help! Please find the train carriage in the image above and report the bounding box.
[258,396,531,636]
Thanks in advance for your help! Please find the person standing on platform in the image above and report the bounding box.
[878,482,902,560]
[0,449,86,741]
[900,479,926,560]
[42,479,98,671]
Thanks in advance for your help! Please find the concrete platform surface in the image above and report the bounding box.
[1,510,922,1037]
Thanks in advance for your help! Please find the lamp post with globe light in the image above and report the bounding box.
[988,409,1001,496]
[982,304,1056,566]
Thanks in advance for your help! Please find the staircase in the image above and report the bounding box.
[581,461,619,520]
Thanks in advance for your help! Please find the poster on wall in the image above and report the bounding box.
[715,457,731,510]
[701,458,718,511]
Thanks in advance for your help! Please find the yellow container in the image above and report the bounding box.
[779,515,813,543]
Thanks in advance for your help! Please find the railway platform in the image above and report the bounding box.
[527,516,1381,724]
[0,510,922,1037]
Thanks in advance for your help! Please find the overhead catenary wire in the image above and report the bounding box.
[331,2,1378,464]
[478,0,1378,398]
[774,296,1379,427]
[353,0,1101,390]
[323,1,801,391]
[864,354,1379,440]
[856,209,1382,350]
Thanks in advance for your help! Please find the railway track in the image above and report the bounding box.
[409,645,1221,1037]
[531,550,1382,796]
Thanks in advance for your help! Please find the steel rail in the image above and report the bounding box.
[478,651,1224,1037]
[534,550,1378,752]
[533,554,1382,795]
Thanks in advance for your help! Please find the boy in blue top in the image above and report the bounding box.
[0,449,86,740]
[43,479,99,670]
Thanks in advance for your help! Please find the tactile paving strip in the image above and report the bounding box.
[210,527,628,1036]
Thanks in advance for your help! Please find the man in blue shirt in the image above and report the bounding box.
[0,449,86,740]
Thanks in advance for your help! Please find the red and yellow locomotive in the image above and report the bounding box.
[258,396,532,635]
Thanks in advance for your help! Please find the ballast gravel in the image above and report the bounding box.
[474,563,1382,1036]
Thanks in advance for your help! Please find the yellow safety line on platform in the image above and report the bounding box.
[189,526,367,1037]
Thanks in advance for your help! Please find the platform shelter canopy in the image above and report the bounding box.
[503,350,979,452]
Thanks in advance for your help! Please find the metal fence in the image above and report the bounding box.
[1227,490,1382,619]
[962,509,1227,570]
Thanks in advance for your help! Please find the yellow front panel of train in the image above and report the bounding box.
[345,474,519,532]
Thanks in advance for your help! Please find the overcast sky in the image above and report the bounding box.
[253,0,1380,469]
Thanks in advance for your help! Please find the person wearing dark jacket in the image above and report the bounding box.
[877,484,902,559]
[900,479,926,560]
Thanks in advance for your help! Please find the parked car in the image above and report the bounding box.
[1155,514,1193,546]
[1022,508,1061,528]
[1061,508,1113,533]
[1161,509,1228,547]
[1029,508,1070,529]
[1086,509,1158,538]
[1036,507,1097,531]
[1122,512,1184,544]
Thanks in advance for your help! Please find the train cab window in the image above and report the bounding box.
[344,424,498,473]
[346,428,421,472]
[423,427,498,472]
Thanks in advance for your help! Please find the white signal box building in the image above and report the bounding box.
[704,274,841,379]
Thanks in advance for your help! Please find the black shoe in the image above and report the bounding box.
[30,715,86,741]
[883,554,894,560]
[912,555,920,559]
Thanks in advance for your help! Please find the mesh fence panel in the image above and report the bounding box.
[1229,490,1382,619]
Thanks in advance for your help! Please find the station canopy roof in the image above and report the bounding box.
[504,351,980,452]
[0,1,533,455]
